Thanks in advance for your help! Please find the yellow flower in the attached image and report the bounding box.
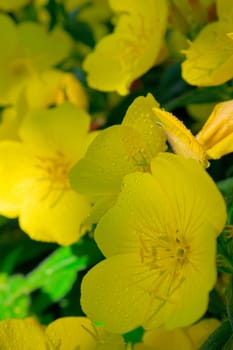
[0,317,126,349]
[0,103,94,245]
[169,0,215,33]
[0,70,88,142]
[23,70,89,111]
[153,107,209,167]
[153,100,233,163]
[134,318,220,350]
[81,153,226,333]
[182,0,233,86]
[70,94,166,224]
[196,99,233,159]
[0,14,71,105]
[83,0,168,95]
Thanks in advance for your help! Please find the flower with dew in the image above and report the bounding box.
[0,103,96,245]
[182,0,233,86]
[70,93,166,224]
[83,0,168,95]
[0,14,71,105]
[0,317,126,350]
[81,153,226,334]
[134,318,220,350]
[152,99,233,165]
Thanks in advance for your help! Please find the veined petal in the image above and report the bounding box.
[0,319,47,350]
[70,124,152,197]
[182,21,233,86]
[196,100,233,158]
[123,93,166,155]
[0,141,35,217]
[87,154,226,332]
[19,187,90,245]
[84,0,168,94]
[153,107,209,167]
[81,254,162,334]
[206,133,233,159]
[94,170,169,257]
[150,153,226,234]
[144,222,216,329]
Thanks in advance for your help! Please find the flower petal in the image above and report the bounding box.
[46,317,97,350]
[84,0,167,94]
[0,319,47,350]
[19,188,90,245]
[123,93,166,155]
[182,22,233,86]
[70,125,151,197]
[81,254,160,334]
[20,103,91,161]
[150,153,226,234]
[0,141,35,217]
[153,107,209,167]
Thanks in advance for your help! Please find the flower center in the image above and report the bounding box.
[139,231,190,307]
[140,235,189,271]
[35,151,72,206]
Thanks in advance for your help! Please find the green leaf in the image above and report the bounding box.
[223,334,233,350]
[25,246,87,293]
[217,233,233,273]
[0,275,30,319]
[218,177,233,207]
[200,320,232,350]
[24,237,103,301]
[163,84,233,111]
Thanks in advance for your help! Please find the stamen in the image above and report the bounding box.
[34,151,72,207]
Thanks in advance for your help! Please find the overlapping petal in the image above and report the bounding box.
[70,94,166,222]
[81,153,226,333]
[0,103,94,245]
[83,0,168,94]
[0,14,72,105]
[182,21,233,86]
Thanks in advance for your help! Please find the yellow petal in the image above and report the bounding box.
[84,0,167,94]
[182,22,233,86]
[186,318,220,348]
[17,23,72,70]
[196,100,233,158]
[70,94,166,216]
[217,0,233,23]
[20,103,91,160]
[150,153,226,234]
[70,124,152,197]
[46,317,97,350]
[153,107,209,167]
[123,93,166,155]
[142,328,193,350]
[0,141,35,217]
[19,188,90,245]
[81,254,157,334]
[88,153,225,331]
[23,70,88,110]
[0,319,47,350]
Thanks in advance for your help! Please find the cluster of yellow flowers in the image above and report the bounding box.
[0,0,232,348]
